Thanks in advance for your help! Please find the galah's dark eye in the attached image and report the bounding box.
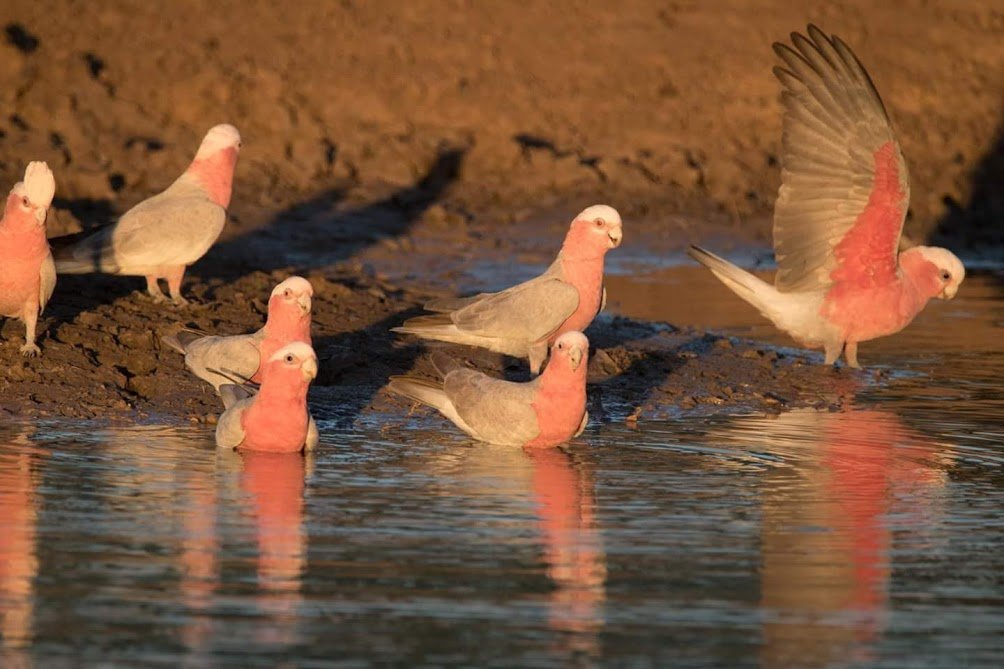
[285,354,295,363]
[941,271,951,281]
[594,219,604,227]
[21,196,29,207]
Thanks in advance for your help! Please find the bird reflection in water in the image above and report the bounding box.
[526,446,607,663]
[743,408,949,668]
[239,450,310,647]
[0,429,45,668]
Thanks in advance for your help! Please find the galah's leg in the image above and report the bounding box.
[844,341,861,369]
[528,341,549,375]
[166,266,189,306]
[823,340,842,366]
[146,275,168,303]
[20,302,41,357]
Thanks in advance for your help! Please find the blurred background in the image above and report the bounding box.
[1,0,1000,250]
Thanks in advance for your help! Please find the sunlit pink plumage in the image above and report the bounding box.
[215,342,319,453]
[387,330,590,448]
[689,25,965,368]
[0,162,56,357]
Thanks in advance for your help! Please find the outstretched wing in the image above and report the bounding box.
[450,276,579,342]
[772,24,909,293]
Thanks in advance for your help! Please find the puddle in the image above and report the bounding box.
[2,250,1001,666]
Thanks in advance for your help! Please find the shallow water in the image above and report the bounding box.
[1,270,1002,667]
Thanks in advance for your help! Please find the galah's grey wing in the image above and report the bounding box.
[38,253,56,312]
[444,369,540,445]
[216,389,253,449]
[772,25,909,293]
[103,195,226,269]
[424,292,495,313]
[305,415,319,451]
[184,333,262,389]
[450,277,579,342]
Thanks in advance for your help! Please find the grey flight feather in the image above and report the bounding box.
[771,24,909,293]
[164,329,264,391]
[216,385,251,448]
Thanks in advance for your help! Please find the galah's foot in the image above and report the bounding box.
[148,291,169,304]
[171,295,190,307]
[20,343,41,357]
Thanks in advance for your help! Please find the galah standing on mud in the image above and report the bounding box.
[689,26,965,368]
[0,162,56,357]
[54,124,241,305]
[215,342,319,453]
[162,276,313,390]
[393,205,622,373]
[387,330,590,448]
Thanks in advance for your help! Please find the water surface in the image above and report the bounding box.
[0,270,1001,667]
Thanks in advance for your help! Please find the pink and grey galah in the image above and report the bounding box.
[54,124,242,305]
[215,342,320,453]
[689,26,965,368]
[0,162,56,357]
[387,330,590,448]
[393,205,621,373]
[162,276,313,390]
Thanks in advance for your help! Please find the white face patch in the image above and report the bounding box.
[917,246,966,285]
[575,204,621,227]
[195,124,242,159]
[271,276,313,298]
[269,341,316,364]
[22,161,55,209]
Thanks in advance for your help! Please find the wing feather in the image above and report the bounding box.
[772,25,909,293]
[449,276,579,342]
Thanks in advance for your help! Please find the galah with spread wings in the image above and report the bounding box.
[387,330,590,448]
[215,342,319,453]
[689,26,964,368]
[0,162,56,356]
[393,205,622,373]
[54,124,241,305]
[162,276,313,390]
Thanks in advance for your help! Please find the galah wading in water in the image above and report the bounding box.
[387,330,590,448]
[689,25,964,368]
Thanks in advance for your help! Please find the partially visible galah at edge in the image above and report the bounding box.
[54,124,242,305]
[393,205,622,373]
[689,25,964,368]
[215,342,319,453]
[0,162,56,357]
[162,276,313,390]
[387,330,590,448]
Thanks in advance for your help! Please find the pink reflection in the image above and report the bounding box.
[240,451,307,645]
[759,409,947,668]
[526,447,606,658]
[0,439,42,656]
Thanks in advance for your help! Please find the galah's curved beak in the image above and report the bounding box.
[297,294,312,315]
[567,346,583,370]
[608,228,622,248]
[33,205,46,226]
[940,285,958,300]
[302,357,318,381]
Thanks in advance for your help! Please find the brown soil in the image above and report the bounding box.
[0,1,1000,423]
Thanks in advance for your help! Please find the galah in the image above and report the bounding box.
[215,342,319,453]
[0,162,56,356]
[54,124,241,305]
[162,276,313,390]
[387,330,590,448]
[689,25,964,368]
[393,205,622,373]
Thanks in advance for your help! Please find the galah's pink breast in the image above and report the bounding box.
[0,230,47,315]
[553,258,603,341]
[240,398,310,453]
[526,374,586,448]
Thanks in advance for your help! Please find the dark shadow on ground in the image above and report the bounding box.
[930,115,1004,258]
[201,146,467,281]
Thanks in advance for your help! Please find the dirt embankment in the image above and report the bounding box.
[0,1,1000,421]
